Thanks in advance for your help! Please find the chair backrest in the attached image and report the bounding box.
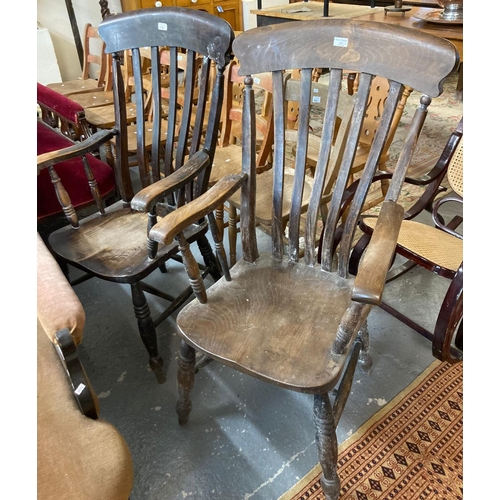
[82,23,112,91]
[447,136,463,197]
[219,60,275,167]
[98,7,234,200]
[232,19,459,273]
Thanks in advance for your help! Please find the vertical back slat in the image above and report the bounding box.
[304,69,342,266]
[271,70,286,260]
[175,49,196,173]
[337,81,402,277]
[189,56,210,158]
[320,73,372,271]
[240,76,258,263]
[288,68,312,262]
[149,45,162,183]
[163,47,178,178]
[111,51,133,202]
[196,60,226,198]
[132,48,148,187]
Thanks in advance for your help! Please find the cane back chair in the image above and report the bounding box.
[349,119,464,363]
[146,19,459,499]
[43,7,235,385]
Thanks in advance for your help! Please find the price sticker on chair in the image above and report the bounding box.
[333,37,348,48]
[158,22,168,31]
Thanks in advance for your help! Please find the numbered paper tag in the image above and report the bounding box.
[75,383,86,395]
[158,22,168,31]
[333,37,348,48]
[254,76,261,84]
[312,96,321,104]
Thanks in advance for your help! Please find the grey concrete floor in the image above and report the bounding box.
[67,200,460,500]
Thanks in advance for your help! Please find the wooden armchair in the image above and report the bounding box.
[37,83,116,237]
[349,119,464,362]
[42,8,236,385]
[146,19,459,500]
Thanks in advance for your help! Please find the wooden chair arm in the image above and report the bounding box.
[131,150,212,213]
[351,201,404,305]
[149,173,247,246]
[37,128,116,172]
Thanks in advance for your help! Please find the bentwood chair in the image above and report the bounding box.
[43,8,235,385]
[146,18,459,499]
[349,119,463,362]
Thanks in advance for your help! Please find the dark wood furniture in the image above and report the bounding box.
[147,18,459,500]
[42,8,237,385]
[349,119,463,362]
[37,83,116,233]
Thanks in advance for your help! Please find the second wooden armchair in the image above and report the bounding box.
[42,8,238,385]
[148,18,459,500]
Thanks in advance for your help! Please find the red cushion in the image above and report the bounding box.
[37,121,116,220]
[37,83,85,125]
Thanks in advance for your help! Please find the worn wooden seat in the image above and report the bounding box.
[43,8,236,385]
[146,18,459,500]
[349,120,463,362]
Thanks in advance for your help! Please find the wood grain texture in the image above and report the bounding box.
[177,253,353,393]
[233,19,459,97]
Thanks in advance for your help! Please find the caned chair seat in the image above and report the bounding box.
[362,217,463,273]
[176,253,351,392]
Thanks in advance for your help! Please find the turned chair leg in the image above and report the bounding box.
[196,234,222,282]
[176,340,196,426]
[357,321,372,372]
[313,393,341,500]
[130,282,166,384]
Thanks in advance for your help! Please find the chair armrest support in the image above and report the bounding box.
[352,201,404,305]
[149,173,247,245]
[131,150,212,213]
[37,128,116,172]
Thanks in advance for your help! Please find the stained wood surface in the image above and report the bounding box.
[234,19,459,97]
[177,253,353,393]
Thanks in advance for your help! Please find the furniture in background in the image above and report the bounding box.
[210,60,275,265]
[41,8,238,385]
[349,119,463,362]
[146,18,459,500]
[37,233,134,500]
[37,83,116,237]
[46,23,111,97]
[121,0,243,32]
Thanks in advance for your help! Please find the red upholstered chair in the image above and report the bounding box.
[37,83,116,234]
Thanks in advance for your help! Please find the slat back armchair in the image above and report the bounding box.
[43,7,235,385]
[147,19,459,500]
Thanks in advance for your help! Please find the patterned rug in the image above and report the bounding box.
[278,360,463,500]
